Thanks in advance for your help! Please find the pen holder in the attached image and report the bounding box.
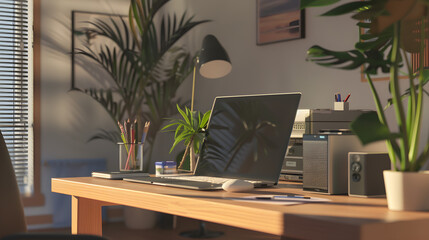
[334,102,349,111]
[118,142,143,171]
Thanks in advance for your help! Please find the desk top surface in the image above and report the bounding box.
[52,177,429,240]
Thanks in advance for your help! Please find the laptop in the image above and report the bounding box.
[124,92,301,190]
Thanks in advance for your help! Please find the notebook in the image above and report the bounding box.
[124,92,301,190]
[92,171,149,180]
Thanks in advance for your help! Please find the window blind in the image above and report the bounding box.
[0,0,33,194]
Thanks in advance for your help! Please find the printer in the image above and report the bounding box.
[280,109,369,182]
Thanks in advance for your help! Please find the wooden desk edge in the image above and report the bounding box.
[51,177,429,240]
[51,177,287,236]
[52,178,117,206]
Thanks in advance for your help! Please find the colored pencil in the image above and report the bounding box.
[118,121,129,153]
[344,93,351,102]
[141,121,150,143]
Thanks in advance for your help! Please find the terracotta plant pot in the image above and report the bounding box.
[383,170,429,211]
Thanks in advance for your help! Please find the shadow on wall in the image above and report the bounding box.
[40,6,120,170]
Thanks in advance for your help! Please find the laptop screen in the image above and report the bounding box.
[194,93,301,183]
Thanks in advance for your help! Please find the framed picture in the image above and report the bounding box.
[256,0,305,45]
[71,11,127,90]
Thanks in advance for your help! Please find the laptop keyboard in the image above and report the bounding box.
[161,175,262,184]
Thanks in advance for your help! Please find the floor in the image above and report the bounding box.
[31,216,279,240]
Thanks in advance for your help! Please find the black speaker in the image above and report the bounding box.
[348,152,391,197]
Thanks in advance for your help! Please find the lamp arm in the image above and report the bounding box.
[190,57,199,112]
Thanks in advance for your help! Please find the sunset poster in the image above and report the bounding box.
[257,0,305,45]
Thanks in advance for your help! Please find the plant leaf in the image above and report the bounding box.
[306,45,390,74]
[163,108,210,154]
[177,104,190,125]
[301,0,339,9]
[88,129,121,143]
[351,111,401,145]
[161,121,180,131]
[200,110,211,128]
[385,69,429,108]
[321,1,369,16]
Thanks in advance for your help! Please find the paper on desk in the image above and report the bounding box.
[230,198,303,205]
[228,195,331,205]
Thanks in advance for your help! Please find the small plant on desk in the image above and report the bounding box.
[162,105,211,171]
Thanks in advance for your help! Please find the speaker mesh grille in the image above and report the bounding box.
[303,140,328,190]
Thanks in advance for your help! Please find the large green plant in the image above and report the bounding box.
[301,0,429,171]
[74,0,209,170]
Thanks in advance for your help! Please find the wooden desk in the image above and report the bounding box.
[52,177,429,240]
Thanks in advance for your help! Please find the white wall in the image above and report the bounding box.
[25,0,130,228]
[40,0,129,165]
[167,0,372,110]
[26,0,429,228]
[164,0,428,158]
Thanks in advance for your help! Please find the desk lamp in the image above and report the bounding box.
[180,34,231,239]
[188,34,232,172]
[190,34,232,112]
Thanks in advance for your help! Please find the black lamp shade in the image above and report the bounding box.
[199,34,232,79]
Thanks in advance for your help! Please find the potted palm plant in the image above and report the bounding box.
[301,0,429,210]
[162,105,211,171]
[74,0,209,171]
[74,0,209,229]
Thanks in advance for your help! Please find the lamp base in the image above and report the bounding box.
[179,221,223,239]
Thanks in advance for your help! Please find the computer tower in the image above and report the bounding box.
[281,109,371,182]
[303,134,386,194]
[348,152,390,197]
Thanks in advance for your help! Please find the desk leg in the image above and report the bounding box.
[72,196,103,236]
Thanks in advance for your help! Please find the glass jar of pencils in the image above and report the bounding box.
[118,142,143,171]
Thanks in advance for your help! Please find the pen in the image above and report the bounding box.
[344,93,351,102]
[335,94,338,102]
[273,195,311,200]
[338,93,341,102]
[254,196,311,200]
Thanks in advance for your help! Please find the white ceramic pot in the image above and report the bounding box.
[383,170,429,211]
[124,206,160,229]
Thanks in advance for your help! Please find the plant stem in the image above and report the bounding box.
[409,17,426,170]
[366,73,398,171]
[390,22,409,170]
[178,136,194,169]
[401,47,416,138]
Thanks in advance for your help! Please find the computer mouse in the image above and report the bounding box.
[222,179,254,192]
